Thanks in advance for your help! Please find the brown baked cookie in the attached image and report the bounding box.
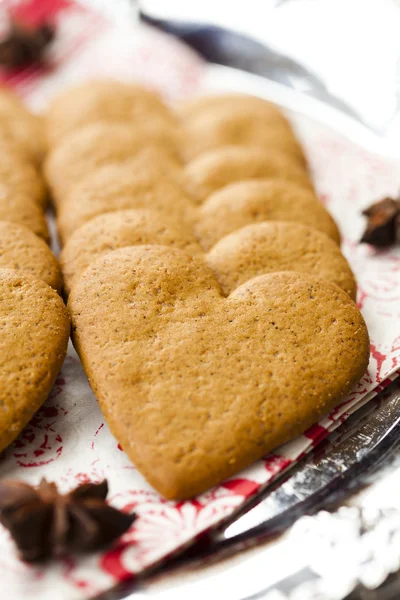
[45,121,183,204]
[0,269,70,453]
[0,138,46,209]
[182,106,307,167]
[196,179,340,249]
[50,145,184,211]
[69,246,369,499]
[207,221,356,299]
[0,221,62,292]
[0,87,46,164]
[60,209,202,296]
[185,146,313,202]
[178,93,292,127]
[45,80,177,146]
[57,167,195,244]
[0,195,49,242]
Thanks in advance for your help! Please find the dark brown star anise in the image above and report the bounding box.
[0,20,55,69]
[360,196,400,248]
[0,478,136,562]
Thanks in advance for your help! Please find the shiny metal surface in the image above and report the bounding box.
[139,1,400,158]
[140,12,365,128]
[218,383,400,546]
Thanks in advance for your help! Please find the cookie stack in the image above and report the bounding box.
[43,81,369,499]
[0,87,69,453]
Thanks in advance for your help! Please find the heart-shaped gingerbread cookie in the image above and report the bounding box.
[0,270,70,452]
[69,246,369,499]
[206,221,356,299]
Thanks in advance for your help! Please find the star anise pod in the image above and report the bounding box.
[360,196,400,247]
[0,478,136,562]
[0,20,55,69]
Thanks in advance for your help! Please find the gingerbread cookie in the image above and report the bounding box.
[182,106,307,166]
[0,195,49,242]
[0,269,70,452]
[206,221,356,298]
[0,87,46,164]
[0,138,46,209]
[69,246,369,499]
[0,222,62,292]
[196,180,340,249]
[45,80,177,147]
[45,122,182,203]
[50,145,184,210]
[60,209,202,295]
[185,146,313,202]
[56,163,194,244]
[178,93,293,127]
